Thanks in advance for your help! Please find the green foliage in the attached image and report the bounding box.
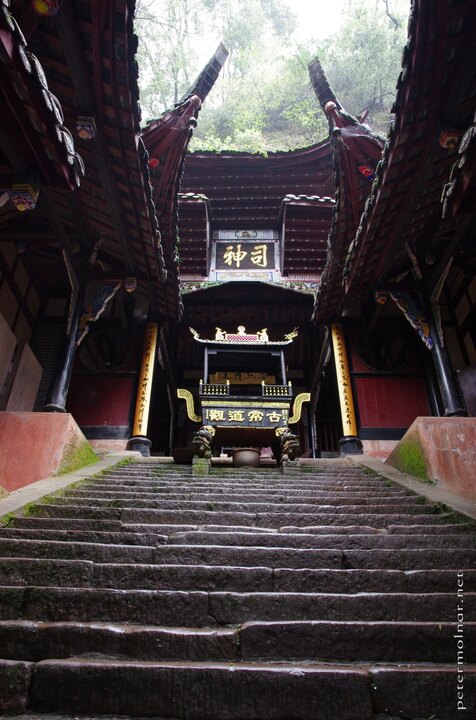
[310,0,409,135]
[56,441,98,476]
[0,512,16,527]
[393,439,428,481]
[136,0,410,152]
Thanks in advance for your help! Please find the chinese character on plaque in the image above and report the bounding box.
[248,410,264,423]
[250,244,268,268]
[223,244,247,268]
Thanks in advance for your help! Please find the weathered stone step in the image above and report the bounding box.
[165,530,475,549]
[386,522,476,533]
[8,537,474,570]
[10,517,197,533]
[10,517,384,535]
[7,657,474,720]
[61,477,405,491]
[273,567,476,593]
[42,497,434,514]
[66,486,414,499]
[16,503,461,529]
[15,516,471,536]
[121,508,449,528]
[206,590,476,624]
[93,471,389,484]
[1,619,474,664]
[0,529,167,546]
[1,586,473,625]
[61,490,423,506]
[0,538,156,563]
[148,544,476,570]
[122,521,473,536]
[0,620,239,662]
[21,658,375,719]
[0,587,211,625]
[93,474,390,490]
[240,619,476,662]
[2,559,475,593]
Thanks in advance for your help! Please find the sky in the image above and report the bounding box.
[190,0,349,72]
[292,0,347,40]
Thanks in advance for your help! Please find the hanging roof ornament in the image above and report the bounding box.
[32,0,60,16]
[189,326,298,345]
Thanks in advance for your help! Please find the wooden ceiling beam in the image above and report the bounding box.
[55,3,135,275]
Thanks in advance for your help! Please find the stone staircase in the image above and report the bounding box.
[0,460,475,719]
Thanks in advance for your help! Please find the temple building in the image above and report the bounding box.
[0,0,475,487]
[1,2,476,717]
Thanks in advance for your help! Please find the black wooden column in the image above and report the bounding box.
[44,285,85,413]
[425,299,466,417]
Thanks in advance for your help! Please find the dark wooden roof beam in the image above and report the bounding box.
[55,3,136,275]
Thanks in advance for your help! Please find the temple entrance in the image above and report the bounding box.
[170,281,326,460]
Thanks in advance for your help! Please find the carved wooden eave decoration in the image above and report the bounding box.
[336,0,476,302]
[142,43,229,321]
[309,56,384,323]
[189,325,298,346]
[0,1,84,196]
[0,0,168,311]
[442,115,476,219]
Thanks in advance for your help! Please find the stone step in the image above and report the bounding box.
[0,529,167,546]
[206,590,476,624]
[14,516,473,535]
[1,619,474,664]
[3,536,474,569]
[0,620,239,662]
[2,559,475,593]
[57,495,424,511]
[164,530,475,549]
[92,473,392,485]
[152,544,476,570]
[4,527,471,550]
[1,587,473,624]
[3,537,475,569]
[241,619,476,663]
[65,492,418,507]
[0,538,156,563]
[10,517,195,532]
[5,657,473,720]
[2,456,474,720]
[9,517,382,535]
[90,477,402,489]
[66,487,414,499]
[24,505,449,528]
[386,522,476,533]
[122,508,453,528]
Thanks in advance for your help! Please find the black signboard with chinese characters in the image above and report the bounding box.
[215,242,275,270]
[202,400,289,428]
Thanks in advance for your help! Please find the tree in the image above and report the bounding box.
[135,0,410,150]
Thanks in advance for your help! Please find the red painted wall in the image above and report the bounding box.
[354,376,430,428]
[346,324,430,430]
[67,374,135,426]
